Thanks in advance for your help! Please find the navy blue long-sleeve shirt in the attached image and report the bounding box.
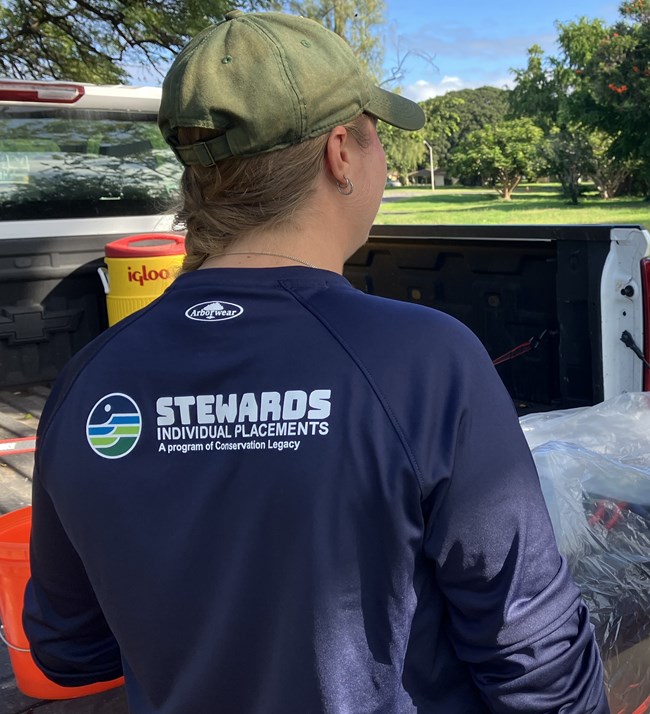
[24,267,609,713]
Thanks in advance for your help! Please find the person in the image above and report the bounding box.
[23,10,610,714]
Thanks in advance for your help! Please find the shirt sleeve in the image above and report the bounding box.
[23,464,123,686]
[423,335,610,714]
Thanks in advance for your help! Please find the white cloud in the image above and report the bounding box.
[403,74,513,102]
[404,76,464,101]
[440,76,463,88]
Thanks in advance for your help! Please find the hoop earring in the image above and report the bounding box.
[336,176,354,196]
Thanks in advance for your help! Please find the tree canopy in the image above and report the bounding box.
[580,0,650,187]
[509,2,650,198]
[421,87,510,170]
[450,119,546,199]
[0,0,247,82]
[0,0,385,83]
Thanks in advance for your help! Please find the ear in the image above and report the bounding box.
[324,125,353,186]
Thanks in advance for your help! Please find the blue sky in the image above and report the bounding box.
[382,0,621,101]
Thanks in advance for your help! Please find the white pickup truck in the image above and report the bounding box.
[1,79,649,714]
[2,79,650,408]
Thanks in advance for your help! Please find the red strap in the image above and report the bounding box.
[0,436,36,455]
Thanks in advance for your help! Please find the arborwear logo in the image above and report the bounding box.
[185,301,244,322]
[86,393,142,459]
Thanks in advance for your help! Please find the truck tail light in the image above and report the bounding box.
[0,81,84,103]
[641,258,650,390]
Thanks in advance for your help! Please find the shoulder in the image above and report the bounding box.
[289,275,489,368]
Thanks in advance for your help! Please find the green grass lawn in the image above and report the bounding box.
[377,185,650,227]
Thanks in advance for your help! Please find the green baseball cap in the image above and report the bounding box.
[159,10,425,167]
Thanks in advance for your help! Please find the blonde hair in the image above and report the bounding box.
[174,116,371,272]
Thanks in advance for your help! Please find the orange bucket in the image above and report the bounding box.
[0,506,124,699]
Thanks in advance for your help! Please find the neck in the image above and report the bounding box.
[201,228,346,274]
[199,181,372,273]
[205,250,315,269]
[201,242,344,273]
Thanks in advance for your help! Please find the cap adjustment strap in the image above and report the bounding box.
[174,135,232,167]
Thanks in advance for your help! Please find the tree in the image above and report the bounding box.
[445,87,511,147]
[576,0,650,192]
[420,94,463,173]
[511,6,650,197]
[0,0,385,84]
[510,19,610,130]
[377,121,424,184]
[544,130,594,204]
[509,45,563,134]
[421,87,510,170]
[509,18,631,201]
[584,130,633,199]
[0,0,275,83]
[449,119,546,200]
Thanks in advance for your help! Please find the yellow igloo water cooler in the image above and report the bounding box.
[100,233,185,326]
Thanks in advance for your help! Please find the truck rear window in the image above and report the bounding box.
[0,108,182,221]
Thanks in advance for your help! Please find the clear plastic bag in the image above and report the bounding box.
[520,393,650,714]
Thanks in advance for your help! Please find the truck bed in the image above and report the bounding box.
[1,224,649,711]
[4,224,647,408]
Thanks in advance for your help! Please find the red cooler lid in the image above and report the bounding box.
[105,233,185,258]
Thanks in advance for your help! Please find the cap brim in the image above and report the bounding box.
[366,87,425,131]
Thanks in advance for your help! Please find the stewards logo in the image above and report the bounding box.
[185,301,244,322]
[86,393,142,459]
